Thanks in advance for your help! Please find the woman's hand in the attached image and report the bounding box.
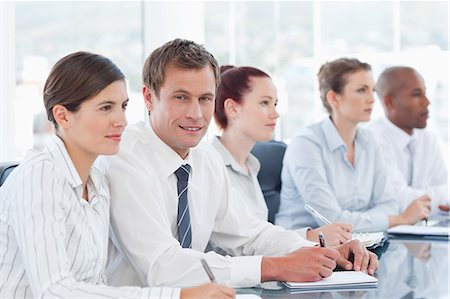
[307,223,353,245]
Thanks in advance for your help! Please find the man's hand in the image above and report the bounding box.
[307,223,353,245]
[261,246,339,282]
[335,240,378,275]
[180,283,235,299]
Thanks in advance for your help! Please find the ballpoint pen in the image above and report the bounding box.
[304,204,331,225]
[200,258,216,282]
[318,232,326,247]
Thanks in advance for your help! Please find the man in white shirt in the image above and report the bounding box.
[102,38,377,289]
[368,66,448,216]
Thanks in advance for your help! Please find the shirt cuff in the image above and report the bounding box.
[230,256,262,288]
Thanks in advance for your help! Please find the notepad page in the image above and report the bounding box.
[352,232,385,247]
[387,225,449,236]
[284,271,377,288]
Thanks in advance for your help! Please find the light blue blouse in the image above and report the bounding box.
[275,117,399,232]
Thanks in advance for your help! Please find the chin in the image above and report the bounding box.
[259,134,273,142]
[101,145,120,156]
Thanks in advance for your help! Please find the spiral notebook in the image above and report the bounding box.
[283,271,378,291]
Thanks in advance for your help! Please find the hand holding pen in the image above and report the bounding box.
[304,204,352,245]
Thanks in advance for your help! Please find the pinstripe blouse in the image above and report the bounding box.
[0,136,179,299]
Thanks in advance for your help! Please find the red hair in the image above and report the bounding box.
[214,65,270,129]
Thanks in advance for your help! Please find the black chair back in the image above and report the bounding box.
[251,140,287,224]
[0,162,19,187]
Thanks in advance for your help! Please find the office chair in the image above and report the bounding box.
[0,162,19,187]
[251,140,287,224]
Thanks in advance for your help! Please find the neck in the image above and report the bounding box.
[220,129,255,168]
[61,138,96,197]
[330,115,357,148]
[387,116,414,135]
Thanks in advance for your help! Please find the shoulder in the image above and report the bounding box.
[1,150,64,202]
[194,141,227,170]
[288,122,325,151]
[365,118,385,135]
[100,122,154,173]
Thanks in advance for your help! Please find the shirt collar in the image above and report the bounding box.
[382,116,417,149]
[321,117,369,152]
[211,136,261,175]
[45,135,108,203]
[144,120,193,178]
[45,135,82,188]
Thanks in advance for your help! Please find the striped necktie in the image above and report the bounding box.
[175,164,192,248]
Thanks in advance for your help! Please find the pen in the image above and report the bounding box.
[305,204,331,225]
[318,232,326,247]
[200,258,216,282]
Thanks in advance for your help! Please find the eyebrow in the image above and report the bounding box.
[173,89,215,97]
[96,99,129,106]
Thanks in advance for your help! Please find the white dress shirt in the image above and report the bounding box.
[101,121,315,288]
[367,117,448,213]
[211,136,310,239]
[276,117,399,232]
[0,136,179,299]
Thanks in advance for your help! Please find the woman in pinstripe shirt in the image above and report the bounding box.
[0,52,234,299]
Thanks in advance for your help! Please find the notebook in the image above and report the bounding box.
[352,232,385,247]
[387,225,449,240]
[283,271,378,291]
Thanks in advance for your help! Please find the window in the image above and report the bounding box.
[1,1,448,163]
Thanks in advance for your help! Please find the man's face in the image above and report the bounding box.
[389,70,429,134]
[144,65,216,158]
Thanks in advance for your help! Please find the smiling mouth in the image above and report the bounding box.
[179,126,202,131]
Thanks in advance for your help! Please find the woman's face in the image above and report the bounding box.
[65,80,128,158]
[232,76,279,142]
[331,70,375,124]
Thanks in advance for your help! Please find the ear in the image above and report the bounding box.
[223,98,239,120]
[142,85,156,112]
[383,94,395,113]
[325,90,339,111]
[52,104,71,129]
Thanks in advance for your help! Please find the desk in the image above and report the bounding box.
[239,225,449,298]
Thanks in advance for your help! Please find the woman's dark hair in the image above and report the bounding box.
[317,58,371,114]
[214,65,270,129]
[43,51,125,128]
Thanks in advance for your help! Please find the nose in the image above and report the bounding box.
[113,108,127,128]
[271,105,280,119]
[368,90,376,104]
[186,100,203,120]
[423,95,430,107]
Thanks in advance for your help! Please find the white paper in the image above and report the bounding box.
[387,225,449,236]
[352,232,385,247]
[284,271,377,289]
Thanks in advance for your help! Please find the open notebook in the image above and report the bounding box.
[283,271,378,292]
[387,225,449,240]
[352,232,385,247]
